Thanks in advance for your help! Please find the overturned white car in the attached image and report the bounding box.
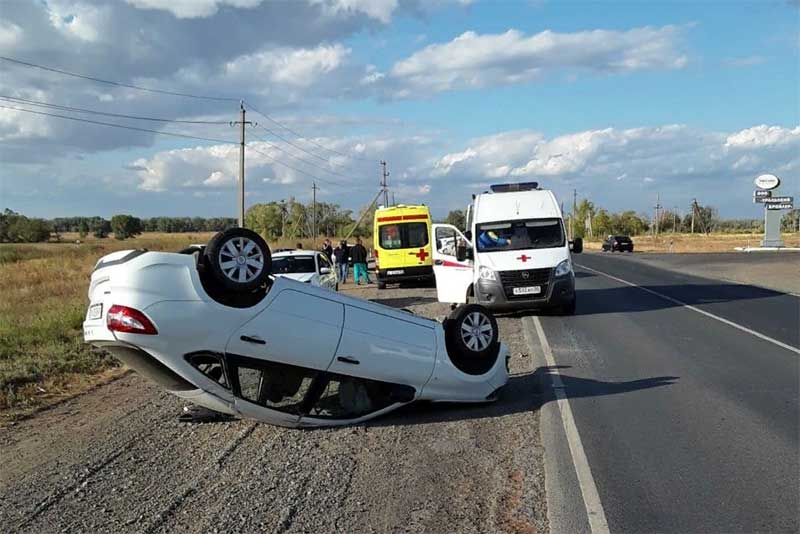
[83,228,509,427]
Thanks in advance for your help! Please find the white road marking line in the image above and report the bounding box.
[577,263,800,356]
[526,315,611,534]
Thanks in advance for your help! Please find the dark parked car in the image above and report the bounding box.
[602,235,634,252]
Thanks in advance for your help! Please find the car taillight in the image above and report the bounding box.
[613,240,618,245]
[374,249,378,257]
[107,305,158,335]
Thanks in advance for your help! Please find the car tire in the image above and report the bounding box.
[377,280,387,290]
[205,228,271,292]
[444,304,499,374]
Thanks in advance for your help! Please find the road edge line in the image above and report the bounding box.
[576,263,800,356]
[526,315,611,534]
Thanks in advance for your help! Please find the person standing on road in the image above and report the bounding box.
[333,240,349,284]
[322,239,333,261]
[351,237,371,285]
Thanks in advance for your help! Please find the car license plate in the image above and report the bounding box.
[513,286,541,296]
[87,303,103,321]
[387,270,404,275]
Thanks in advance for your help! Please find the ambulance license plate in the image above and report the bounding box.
[513,286,541,296]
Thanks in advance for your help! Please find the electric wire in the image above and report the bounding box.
[246,144,345,187]
[0,104,235,144]
[0,55,239,102]
[244,100,374,162]
[0,95,230,124]
[250,129,353,179]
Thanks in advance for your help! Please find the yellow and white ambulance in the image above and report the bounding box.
[373,204,434,289]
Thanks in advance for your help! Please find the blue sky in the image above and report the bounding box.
[1,0,798,221]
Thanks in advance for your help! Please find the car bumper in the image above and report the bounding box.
[475,273,575,311]
[377,265,434,283]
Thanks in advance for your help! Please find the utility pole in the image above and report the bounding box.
[392,192,396,206]
[279,199,287,237]
[571,189,577,240]
[380,161,389,207]
[231,102,255,227]
[311,182,318,239]
[690,200,695,234]
[673,206,678,233]
[653,193,662,236]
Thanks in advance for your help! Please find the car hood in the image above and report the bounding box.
[274,272,315,283]
[476,247,568,271]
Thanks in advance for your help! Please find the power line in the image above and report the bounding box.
[251,128,354,179]
[254,122,364,172]
[244,100,374,162]
[246,144,344,187]
[0,104,234,144]
[0,55,239,102]
[0,95,230,124]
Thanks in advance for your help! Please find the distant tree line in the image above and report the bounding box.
[245,198,363,239]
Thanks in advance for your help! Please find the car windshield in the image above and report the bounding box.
[476,218,565,252]
[272,256,315,274]
[615,236,631,242]
[379,222,429,250]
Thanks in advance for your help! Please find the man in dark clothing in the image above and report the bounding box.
[333,240,349,283]
[321,239,333,261]
[350,237,371,285]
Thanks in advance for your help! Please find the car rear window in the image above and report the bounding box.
[379,222,429,250]
[272,256,315,274]
[615,236,631,242]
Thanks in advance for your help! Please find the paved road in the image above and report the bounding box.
[533,252,799,533]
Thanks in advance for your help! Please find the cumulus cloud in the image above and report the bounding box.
[223,44,350,88]
[386,25,688,95]
[126,0,263,19]
[309,0,399,23]
[433,124,800,204]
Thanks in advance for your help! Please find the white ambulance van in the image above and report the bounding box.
[431,182,582,314]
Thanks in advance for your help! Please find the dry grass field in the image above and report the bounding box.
[0,232,333,419]
[584,232,800,253]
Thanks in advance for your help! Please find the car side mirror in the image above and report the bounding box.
[320,267,331,274]
[464,230,472,241]
[456,245,467,262]
[569,238,583,254]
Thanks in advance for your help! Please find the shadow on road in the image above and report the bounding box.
[573,283,790,316]
[374,366,678,427]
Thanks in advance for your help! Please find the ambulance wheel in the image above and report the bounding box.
[377,280,387,290]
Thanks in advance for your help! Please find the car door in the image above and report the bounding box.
[225,287,345,421]
[327,303,436,392]
[317,253,336,289]
[431,223,474,304]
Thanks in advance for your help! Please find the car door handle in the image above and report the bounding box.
[240,335,266,345]
[337,356,360,365]
[434,259,443,265]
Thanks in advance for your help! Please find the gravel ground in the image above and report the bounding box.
[0,283,548,534]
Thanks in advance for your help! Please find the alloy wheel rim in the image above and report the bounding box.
[218,237,264,283]
[460,311,493,352]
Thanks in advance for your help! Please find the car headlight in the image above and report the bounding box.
[554,259,572,277]
[479,266,496,280]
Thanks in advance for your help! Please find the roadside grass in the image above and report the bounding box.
[0,231,341,418]
[584,232,800,253]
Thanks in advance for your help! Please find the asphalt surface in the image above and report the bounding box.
[535,252,799,533]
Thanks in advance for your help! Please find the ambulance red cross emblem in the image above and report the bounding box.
[415,248,429,262]
[517,254,530,262]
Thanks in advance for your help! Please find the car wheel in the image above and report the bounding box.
[377,280,387,290]
[205,228,271,292]
[445,304,500,365]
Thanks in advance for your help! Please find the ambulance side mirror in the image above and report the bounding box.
[569,238,583,254]
[456,245,467,262]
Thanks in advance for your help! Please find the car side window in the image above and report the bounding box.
[228,355,316,415]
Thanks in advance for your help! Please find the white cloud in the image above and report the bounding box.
[724,55,766,67]
[724,125,800,148]
[47,1,109,42]
[126,0,263,19]
[224,44,350,88]
[309,0,399,24]
[0,21,22,47]
[388,25,688,95]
